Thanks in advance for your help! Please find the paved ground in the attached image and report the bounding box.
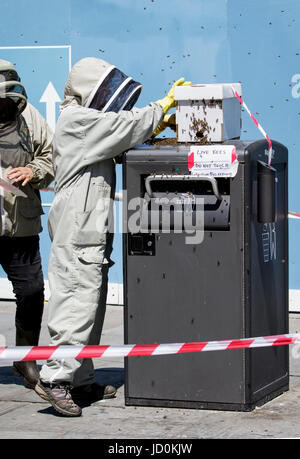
[0,300,299,440]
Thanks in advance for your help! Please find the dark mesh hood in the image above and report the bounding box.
[86,66,142,112]
[0,60,27,115]
[61,58,142,113]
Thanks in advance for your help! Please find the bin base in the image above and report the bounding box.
[125,384,289,412]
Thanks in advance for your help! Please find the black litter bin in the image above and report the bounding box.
[123,139,288,411]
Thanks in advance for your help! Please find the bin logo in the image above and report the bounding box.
[262,223,277,263]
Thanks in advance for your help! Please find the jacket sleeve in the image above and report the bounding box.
[22,103,54,189]
[84,102,164,164]
[57,102,164,167]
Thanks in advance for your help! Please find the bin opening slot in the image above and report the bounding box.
[138,175,230,231]
[141,175,230,197]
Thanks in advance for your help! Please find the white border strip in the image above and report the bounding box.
[289,289,300,313]
[0,278,123,305]
[0,46,72,71]
[0,278,298,310]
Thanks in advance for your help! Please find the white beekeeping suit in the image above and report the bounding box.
[39,57,164,386]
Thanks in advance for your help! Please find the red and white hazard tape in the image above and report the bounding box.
[0,333,299,362]
[231,87,273,167]
[289,211,300,219]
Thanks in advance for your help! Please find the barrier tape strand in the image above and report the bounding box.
[0,333,299,362]
[231,86,273,166]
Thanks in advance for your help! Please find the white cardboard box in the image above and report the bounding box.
[174,83,242,143]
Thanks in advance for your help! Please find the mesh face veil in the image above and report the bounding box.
[85,65,142,113]
[0,61,27,117]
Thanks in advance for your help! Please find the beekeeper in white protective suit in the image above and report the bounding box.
[35,57,190,417]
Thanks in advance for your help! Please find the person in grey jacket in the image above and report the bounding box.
[34,57,190,417]
[0,59,54,388]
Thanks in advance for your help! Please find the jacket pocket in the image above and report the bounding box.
[76,245,106,264]
[13,195,43,237]
[19,200,43,218]
[73,180,112,246]
[73,207,109,246]
[18,188,44,218]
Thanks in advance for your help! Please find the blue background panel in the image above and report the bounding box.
[0,0,300,288]
[0,46,70,281]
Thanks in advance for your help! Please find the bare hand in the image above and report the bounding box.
[7,166,34,187]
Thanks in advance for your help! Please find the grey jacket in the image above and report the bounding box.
[0,103,54,237]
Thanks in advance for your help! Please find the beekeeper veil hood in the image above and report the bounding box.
[61,57,142,112]
[0,59,27,116]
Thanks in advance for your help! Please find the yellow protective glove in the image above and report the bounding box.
[153,113,176,137]
[156,78,191,115]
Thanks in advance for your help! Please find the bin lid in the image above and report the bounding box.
[126,139,287,165]
[174,83,242,101]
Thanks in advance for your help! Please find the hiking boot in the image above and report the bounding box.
[71,382,117,401]
[13,361,40,389]
[13,327,40,389]
[35,379,82,417]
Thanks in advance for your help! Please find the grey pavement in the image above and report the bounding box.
[0,300,300,440]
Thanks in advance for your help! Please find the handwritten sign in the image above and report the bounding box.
[188,145,239,178]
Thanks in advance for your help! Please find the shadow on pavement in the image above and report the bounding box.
[0,365,125,416]
[0,366,124,387]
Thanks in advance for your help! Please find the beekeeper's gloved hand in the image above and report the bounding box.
[153,113,176,137]
[156,78,191,115]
